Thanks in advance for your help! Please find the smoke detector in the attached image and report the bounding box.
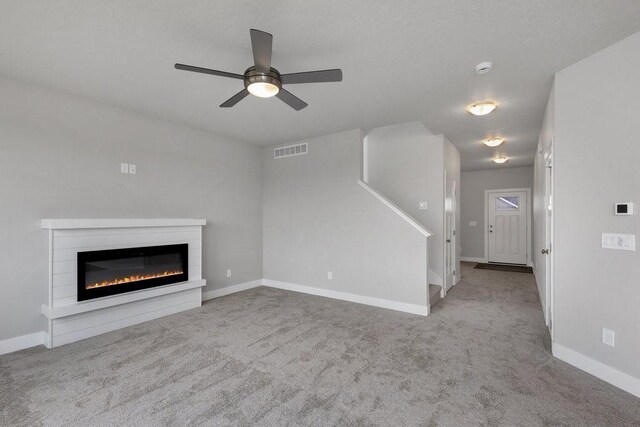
[475,62,493,75]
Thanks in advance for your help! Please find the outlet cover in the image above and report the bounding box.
[602,233,635,251]
[128,164,137,174]
[602,328,615,347]
[120,163,129,174]
[418,202,428,210]
[226,269,232,278]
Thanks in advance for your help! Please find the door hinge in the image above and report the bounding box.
[453,270,456,276]
[453,230,456,236]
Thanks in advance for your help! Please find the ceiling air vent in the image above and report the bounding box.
[274,143,308,159]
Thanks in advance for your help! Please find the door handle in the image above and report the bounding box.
[446,239,451,243]
[541,249,549,254]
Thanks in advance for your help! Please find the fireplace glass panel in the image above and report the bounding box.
[77,244,188,301]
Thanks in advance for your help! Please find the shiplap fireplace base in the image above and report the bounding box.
[41,219,206,348]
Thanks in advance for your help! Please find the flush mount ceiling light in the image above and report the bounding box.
[483,137,504,147]
[493,156,509,164]
[467,101,497,116]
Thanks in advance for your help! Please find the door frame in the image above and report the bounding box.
[483,187,532,266]
[544,147,554,337]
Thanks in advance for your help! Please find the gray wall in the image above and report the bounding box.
[364,122,446,285]
[553,31,640,379]
[0,77,263,341]
[460,167,533,260]
[262,129,428,306]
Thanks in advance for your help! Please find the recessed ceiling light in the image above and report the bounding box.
[493,156,508,164]
[467,101,497,116]
[483,137,504,147]
[475,62,493,74]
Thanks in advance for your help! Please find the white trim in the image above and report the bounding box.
[263,279,428,316]
[484,188,532,265]
[0,331,47,355]
[357,179,433,237]
[553,343,640,398]
[202,280,263,300]
[41,218,206,230]
[460,256,486,263]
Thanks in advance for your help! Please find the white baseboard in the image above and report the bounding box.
[553,343,640,398]
[263,279,428,316]
[0,331,47,356]
[202,280,263,301]
[460,256,485,263]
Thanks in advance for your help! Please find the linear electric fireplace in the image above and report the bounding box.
[77,244,189,301]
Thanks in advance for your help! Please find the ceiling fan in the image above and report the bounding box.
[175,29,343,111]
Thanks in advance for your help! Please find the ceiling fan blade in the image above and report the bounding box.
[281,69,343,85]
[175,63,244,80]
[220,89,250,108]
[250,29,273,72]
[276,88,308,111]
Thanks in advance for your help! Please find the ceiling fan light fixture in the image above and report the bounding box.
[247,81,280,98]
[483,137,504,147]
[468,101,497,116]
[493,156,509,164]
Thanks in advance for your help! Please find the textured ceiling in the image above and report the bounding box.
[1,1,640,170]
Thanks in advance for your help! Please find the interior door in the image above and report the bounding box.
[544,153,554,334]
[444,178,456,293]
[488,191,527,264]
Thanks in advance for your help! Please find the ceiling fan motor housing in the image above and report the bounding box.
[243,66,282,91]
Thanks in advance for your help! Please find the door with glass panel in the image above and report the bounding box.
[488,191,527,264]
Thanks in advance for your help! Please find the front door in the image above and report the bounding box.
[488,191,527,265]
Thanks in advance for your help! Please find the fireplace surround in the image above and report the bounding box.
[77,243,189,301]
[41,218,206,348]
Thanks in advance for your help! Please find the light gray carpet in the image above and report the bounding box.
[1,263,639,426]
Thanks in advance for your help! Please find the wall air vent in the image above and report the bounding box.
[274,143,308,159]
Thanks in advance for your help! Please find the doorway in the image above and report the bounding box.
[485,189,530,265]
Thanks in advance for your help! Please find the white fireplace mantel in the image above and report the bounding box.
[41,218,206,348]
[41,218,206,230]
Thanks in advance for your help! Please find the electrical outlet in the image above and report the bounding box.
[226,269,232,278]
[602,328,615,347]
[128,164,137,174]
[327,271,333,280]
[418,201,428,210]
[120,163,129,174]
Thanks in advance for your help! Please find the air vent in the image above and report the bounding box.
[274,143,308,159]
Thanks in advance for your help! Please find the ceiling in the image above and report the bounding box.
[1,1,640,171]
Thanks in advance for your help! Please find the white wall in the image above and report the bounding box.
[0,77,263,342]
[460,167,533,260]
[364,122,451,285]
[552,31,640,386]
[262,129,428,308]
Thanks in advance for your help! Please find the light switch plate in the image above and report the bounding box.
[469,221,477,226]
[327,271,333,280]
[226,269,232,278]
[602,328,615,347]
[120,163,129,174]
[418,202,428,210]
[602,233,635,251]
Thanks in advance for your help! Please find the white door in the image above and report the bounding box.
[444,178,456,292]
[488,191,527,265]
[544,153,554,334]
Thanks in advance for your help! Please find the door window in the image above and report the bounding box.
[495,196,519,210]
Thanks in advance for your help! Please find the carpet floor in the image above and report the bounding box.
[1,263,639,426]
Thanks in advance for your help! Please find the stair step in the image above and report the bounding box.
[429,284,442,307]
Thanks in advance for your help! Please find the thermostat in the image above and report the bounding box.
[615,202,633,215]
